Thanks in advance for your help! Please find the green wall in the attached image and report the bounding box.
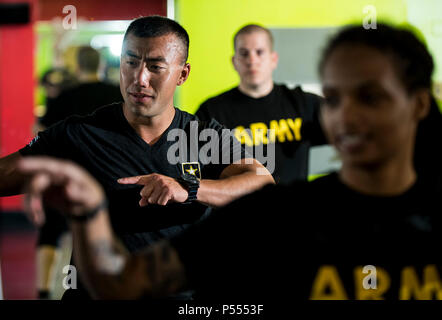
[175,0,408,113]
[407,0,442,81]
[35,23,55,108]
[406,0,442,111]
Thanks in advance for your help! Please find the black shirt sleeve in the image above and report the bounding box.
[198,118,251,179]
[19,118,73,159]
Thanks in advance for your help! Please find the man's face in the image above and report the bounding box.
[321,44,427,168]
[232,31,278,89]
[120,33,190,118]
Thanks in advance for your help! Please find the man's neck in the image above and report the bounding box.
[339,156,416,196]
[123,104,176,146]
[238,80,274,98]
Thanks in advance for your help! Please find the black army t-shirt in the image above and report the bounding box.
[196,84,326,184]
[21,103,245,249]
[171,172,442,300]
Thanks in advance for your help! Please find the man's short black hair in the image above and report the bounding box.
[319,23,434,93]
[123,15,189,64]
[233,24,274,51]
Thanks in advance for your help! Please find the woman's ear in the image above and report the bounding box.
[413,89,431,121]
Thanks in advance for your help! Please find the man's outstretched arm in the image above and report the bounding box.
[0,152,26,196]
[70,205,187,299]
[118,158,275,208]
[196,158,274,207]
[18,156,187,299]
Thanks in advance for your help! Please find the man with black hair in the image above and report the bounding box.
[16,23,442,301]
[196,24,326,184]
[0,16,274,300]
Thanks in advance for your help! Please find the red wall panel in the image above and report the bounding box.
[38,0,167,21]
[0,1,36,210]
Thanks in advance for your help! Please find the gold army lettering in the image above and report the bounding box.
[233,118,303,146]
[309,264,442,300]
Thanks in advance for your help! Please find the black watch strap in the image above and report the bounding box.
[186,185,198,203]
[67,199,108,222]
[177,174,200,204]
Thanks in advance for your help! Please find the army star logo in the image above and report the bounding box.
[186,166,197,175]
[181,162,201,179]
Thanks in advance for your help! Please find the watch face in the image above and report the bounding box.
[182,173,200,185]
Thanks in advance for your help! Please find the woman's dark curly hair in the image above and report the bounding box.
[319,23,434,93]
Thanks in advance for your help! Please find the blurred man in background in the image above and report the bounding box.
[196,24,326,184]
[38,46,122,129]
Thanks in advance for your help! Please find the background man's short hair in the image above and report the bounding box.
[124,15,189,64]
[77,46,100,73]
[233,24,274,51]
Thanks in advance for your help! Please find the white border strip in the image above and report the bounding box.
[167,0,175,19]
[0,263,3,300]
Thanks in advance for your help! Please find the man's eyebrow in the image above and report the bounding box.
[146,56,167,63]
[124,51,167,64]
[125,50,141,59]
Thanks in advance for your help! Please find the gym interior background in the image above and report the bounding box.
[0,0,441,299]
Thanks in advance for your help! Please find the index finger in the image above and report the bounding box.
[117,175,147,185]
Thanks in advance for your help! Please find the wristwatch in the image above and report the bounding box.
[67,199,108,222]
[177,173,200,204]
